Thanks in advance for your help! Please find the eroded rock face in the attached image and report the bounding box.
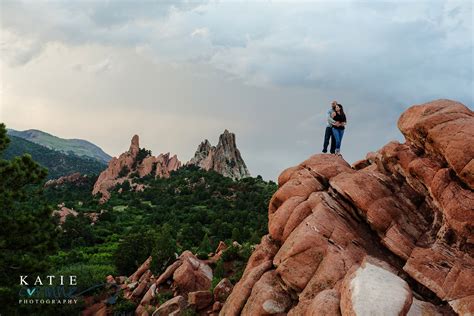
[172,251,213,294]
[221,99,473,315]
[92,135,181,203]
[44,172,89,188]
[187,130,250,180]
[52,204,102,225]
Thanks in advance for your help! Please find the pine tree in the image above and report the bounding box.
[0,123,58,310]
[199,233,212,253]
[151,223,177,274]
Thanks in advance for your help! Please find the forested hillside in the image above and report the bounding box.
[2,136,107,179]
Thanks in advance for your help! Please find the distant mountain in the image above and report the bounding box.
[7,128,111,163]
[2,135,107,179]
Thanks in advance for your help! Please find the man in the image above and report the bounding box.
[322,101,337,154]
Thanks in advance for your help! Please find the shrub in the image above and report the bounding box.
[114,232,155,276]
[151,224,177,274]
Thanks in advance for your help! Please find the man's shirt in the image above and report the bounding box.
[327,109,335,127]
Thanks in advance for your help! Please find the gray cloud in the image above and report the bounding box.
[0,0,472,179]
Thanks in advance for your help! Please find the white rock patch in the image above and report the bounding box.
[263,299,286,314]
[350,262,412,316]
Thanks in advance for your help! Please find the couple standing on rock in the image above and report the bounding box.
[322,100,347,156]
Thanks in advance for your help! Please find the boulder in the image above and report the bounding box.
[152,296,187,316]
[304,289,341,316]
[340,258,413,316]
[173,251,213,294]
[188,290,213,310]
[213,278,233,303]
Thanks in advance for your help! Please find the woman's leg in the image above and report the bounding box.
[332,128,341,152]
[338,129,345,151]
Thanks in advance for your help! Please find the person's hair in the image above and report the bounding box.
[336,103,346,121]
[336,103,345,115]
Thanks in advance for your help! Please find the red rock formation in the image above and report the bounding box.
[44,172,88,188]
[52,204,103,225]
[92,135,181,203]
[187,130,250,180]
[153,295,187,316]
[221,99,473,315]
[52,205,78,224]
[188,290,213,310]
[213,278,233,303]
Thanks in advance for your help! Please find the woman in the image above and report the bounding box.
[331,104,347,156]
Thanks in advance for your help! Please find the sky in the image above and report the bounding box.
[0,0,472,180]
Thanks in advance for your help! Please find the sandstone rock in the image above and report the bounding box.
[132,270,152,298]
[129,257,152,283]
[398,99,474,189]
[52,206,78,224]
[219,235,279,316]
[215,241,227,253]
[304,289,341,316]
[221,100,472,315]
[92,135,181,203]
[106,275,116,284]
[152,296,187,316]
[156,260,183,285]
[187,130,250,180]
[92,135,140,202]
[449,295,474,316]
[241,270,292,315]
[407,298,442,316]
[188,290,213,310]
[173,251,213,294]
[213,278,233,303]
[340,258,413,316]
[213,301,223,312]
[44,172,88,188]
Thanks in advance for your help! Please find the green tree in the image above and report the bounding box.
[114,231,155,276]
[199,233,212,254]
[151,224,177,274]
[0,123,58,310]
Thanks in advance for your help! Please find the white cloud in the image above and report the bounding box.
[0,29,44,66]
[191,27,209,38]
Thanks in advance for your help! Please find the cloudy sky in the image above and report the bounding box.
[0,0,472,180]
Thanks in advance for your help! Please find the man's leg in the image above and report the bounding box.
[322,127,332,153]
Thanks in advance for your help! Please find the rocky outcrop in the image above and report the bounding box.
[187,130,250,180]
[83,241,244,316]
[44,172,88,188]
[221,99,473,315]
[92,135,181,203]
[52,205,78,224]
[52,203,103,225]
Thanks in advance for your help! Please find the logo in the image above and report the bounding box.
[18,275,79,305]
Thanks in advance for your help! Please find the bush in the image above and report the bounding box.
[53,263,116,293]
[114,232,155,276]
[221,244,240,262]
[113,293,137,313]
[151,224,177,274]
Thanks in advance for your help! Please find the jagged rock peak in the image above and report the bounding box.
[92,134,181,203]
[188,130,250,180]
[129,134,140,156]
